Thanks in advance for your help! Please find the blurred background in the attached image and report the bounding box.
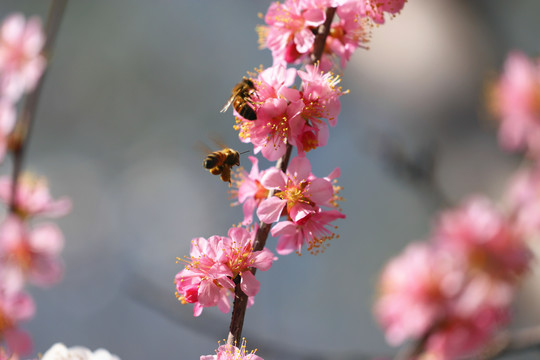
[1,0,540,359]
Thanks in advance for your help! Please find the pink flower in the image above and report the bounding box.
[292,64,346,154]
[423,307,508,360]
[257,0,326,65]
[325,3,370,69]
[434,196,531,283]
[201,341,263,360]
[0,174,72,219]
[0,14,46,102]
[271,209,345,254]
[359,0,407,24]
[235,66,304,161]
[0,216,64,292]
[175,227,275,316]
[490,52,540,156]
[256,156,334,223]
[230,156,270,226]
[375,243,464,346]
[0,289,35,355]
[375,242,510,358]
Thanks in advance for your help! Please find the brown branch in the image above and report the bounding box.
[227,7,337,346]
[9,0,68,213]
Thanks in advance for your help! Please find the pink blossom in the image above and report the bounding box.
[201,341,263,360]
[375,243,464,346]
[257,0,326,65]
[434,196,531,283]
[0,14,46,102]
[230,156,270,226]
[0,216,64,292]
[0,289,35,355]
[359,0,407,24]
[292,64,346,154]
[490,52,540,156]
[271,209,345,254]
[256,156,334,224]
[325,3,370,69]
[175,227,275,316]
[423,307,508,360]
[235,66,304,161]
[0,174,72,219]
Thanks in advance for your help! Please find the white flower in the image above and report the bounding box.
[41,343,121,360]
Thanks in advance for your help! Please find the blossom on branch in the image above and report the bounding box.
[0,13,46,102]
[257,156,334,224]
[201,340,262,360]
[230,156,270,226]
[0,216,64,293]
[375,197,531,359]
[0,288,34,355]
[0,174,72,220]
[175,227,275,316]
[235,65,303,161]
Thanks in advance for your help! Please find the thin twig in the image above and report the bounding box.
[9,0,68,213]
[227,7,337,346]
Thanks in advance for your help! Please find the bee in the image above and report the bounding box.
[203,147,241,184]
[221,78,257,120]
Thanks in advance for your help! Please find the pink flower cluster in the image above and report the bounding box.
[0,14,46,163]
[375,197,531,360]
[257,0,406,69]
[0,174,71,355]
[201,341,262,360]
[234,64,345,160]
[175,227,274,316]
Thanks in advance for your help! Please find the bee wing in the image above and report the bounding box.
[220,96,234,113]
[207,134,229,151]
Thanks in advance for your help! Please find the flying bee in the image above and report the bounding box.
[221,78,257,121]
[203,147,246,184]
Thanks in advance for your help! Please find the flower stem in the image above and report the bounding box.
[9,0,69,214]
[226,7,337,346]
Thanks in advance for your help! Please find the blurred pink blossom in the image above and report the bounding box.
[0,174,72,219]
[0,14,46,102]
[375,243,464,346]
[490,51,540,156]
[0,216,64,292]
[434,196,531,284]
[175,227,275,316]
[0,289,35,355]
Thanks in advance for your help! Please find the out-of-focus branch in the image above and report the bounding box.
[9,0,68,213]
